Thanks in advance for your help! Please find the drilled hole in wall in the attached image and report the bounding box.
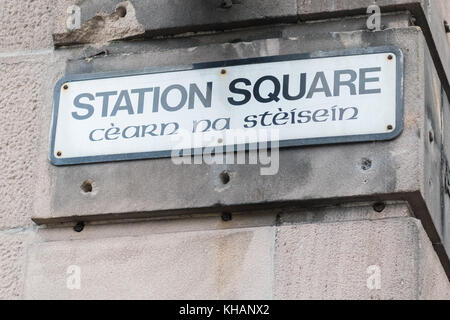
[361,158,372,171]
[116,6,127,18]
[429,131,434,143]
[93,15,105,27]
[221,212,232,222]
[221,0,233,8]
[373,202,386,213]
[219,171,230,184]
[81,180,93,193]
[74,222,85,233]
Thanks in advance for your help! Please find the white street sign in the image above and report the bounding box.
[50,47,403,165]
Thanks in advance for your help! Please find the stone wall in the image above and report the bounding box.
[0,0,449,299]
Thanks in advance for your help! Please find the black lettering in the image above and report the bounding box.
[72,93,94,120]
[283,73,307,100]
[297,110,311,123]
[141,124,158,137]
[122,125,140,139]
[89,128,104,141]
[254,76,280,103]
[359,67,381,94]
[161,85,187,112]
[244,115,257,128]
[334,69,357,96]
[189,83,212,109]
[111,90,134,116]
[161,122,179,135]
[131,88,153,114]
[96,91,117,117]
[313,109,329,122]
[228,78,252,106]
[339,107,359,120]
[212,118,230,131]
[193,119,211,133]
[306,72,332,98]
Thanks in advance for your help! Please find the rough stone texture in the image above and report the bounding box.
[423,0,450,101]
[25,226,274,300]
[0,0,448,300]
[0,55,50,230]
[298,0,422,15]
[24,204,450,300]
[423,44,446,241]
[35,24,450,280]
[0,231,31,300]
[52,0,298,45]
[417,222,450,300]
[53,1,145,46]
[298,0,450,100]
[444,74,450,254]
[274,215,450,300]
[0,0,53,52]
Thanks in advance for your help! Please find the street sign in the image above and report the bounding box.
[49,46,403,165]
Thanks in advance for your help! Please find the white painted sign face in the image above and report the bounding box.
[49,47,403,165]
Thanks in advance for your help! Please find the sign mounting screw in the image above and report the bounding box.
[73,222,85,233]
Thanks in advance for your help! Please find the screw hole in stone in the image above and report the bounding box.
[74,222,85,233]
[221,0,233,8]
[221,212,232,222]
[81,180,93,193]
[444,20,450,33]
[116,6,127,17]
[373,202,386,213]
[429,131,434,143]
[361,158,372,171]
[219,171,230,184]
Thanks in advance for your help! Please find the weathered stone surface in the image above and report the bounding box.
[297,0,450,102]
[0,231,31,300]
[0,55,51,229]
[0,0,53,51]
[422,43,448,244]
[53,1,145,46]
[298,0,421,15]
[0,0,447,301]
[417,221,450,300]
[274,215,450,300]
[24,204,450,299]
[25,226,273,299]
[52,0,298,46]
